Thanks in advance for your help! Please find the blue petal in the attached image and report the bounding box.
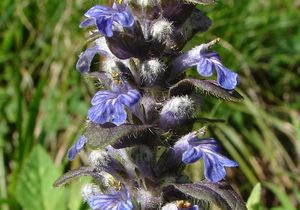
[182,147,203,164]
[203,153,227,182]
[113,10,134,27]
[111,101,127,126]
[197,57,213,77]
[195,138,220,152]
[91,91,117,105]
[119,89,141,107]
[76,46,107,73]
[75,135,87,150]
[85,5,115,17]
[67,146,77,161]
[203,152,238,182]
[96,16,114,37]
[88,101,112,124]
[79,18,94,28]
[118,203,134,210]
[87,187,133,210]
[216,153,239,167]
[215,65,239,90]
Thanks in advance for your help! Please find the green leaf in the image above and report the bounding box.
[85,122,154,149]
[264,183,296,210]
[246,183,262,210]
[67,177,91,210]
[16,145,67,210]
[172,181,247,210]
[169,79,243,102]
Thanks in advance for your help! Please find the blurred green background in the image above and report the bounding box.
[0,0,299,209]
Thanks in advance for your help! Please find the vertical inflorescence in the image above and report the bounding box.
[54,0,247,209]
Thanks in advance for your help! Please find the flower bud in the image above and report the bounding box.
[140,59,166,86]
[150,19,173,43]
[159,96,194,130]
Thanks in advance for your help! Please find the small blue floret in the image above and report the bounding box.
[88,85,141,126]
[197,51,239,90]
[87,186,133,210]
[174,134,238,183]
[80,2,134,37]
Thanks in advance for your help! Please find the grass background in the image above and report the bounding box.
[0,0,299,209]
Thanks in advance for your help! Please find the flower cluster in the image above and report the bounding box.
[55,0,247,210]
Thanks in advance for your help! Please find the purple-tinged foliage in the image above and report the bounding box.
[67,135,87,160]
[80,2,134,37]
[55,0,247,209]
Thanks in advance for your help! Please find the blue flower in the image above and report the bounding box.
[174,133,238,183]
[196,51,238,90]
[88,84,141,126]
[76,45,109,73]
[67,135,87,160]
[172,44,239,90]
[87,186,133,210]
[80,2,134,37]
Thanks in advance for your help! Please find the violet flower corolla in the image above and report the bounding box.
[172,39,239,90]
[174,131,238,183]
[80,2,134,37]
[85,185,133,210]
[76,45,109,73]
[87,81,141,126]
